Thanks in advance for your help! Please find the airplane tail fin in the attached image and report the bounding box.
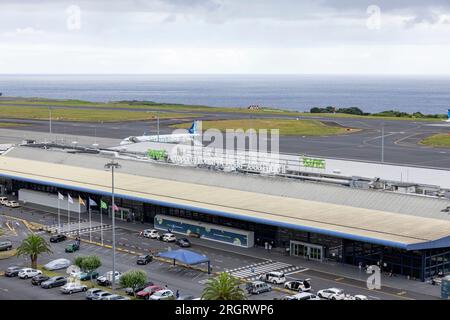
[188,121,198,134]
[448,108,450,120]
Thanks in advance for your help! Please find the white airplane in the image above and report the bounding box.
[120,121,200,145]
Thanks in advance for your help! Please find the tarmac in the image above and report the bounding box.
[1,111,450,168]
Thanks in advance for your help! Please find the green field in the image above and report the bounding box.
[0,98,444,122]
[420,133,450,148]
[172,119,358,136]
[0,106,195,122]
[0,122,27,127]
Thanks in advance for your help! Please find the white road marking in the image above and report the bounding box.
[285,268,309,276]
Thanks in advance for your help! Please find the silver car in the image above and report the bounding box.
[86,288,106,300]
[60,282,88,294]
[92,291,114,300]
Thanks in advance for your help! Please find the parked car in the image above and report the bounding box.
[6,200,20,208]
[18,268,42,279]
[92,291,115,300]
[344,294,368,300]
[259,271,286,285]
[246,281,272,295]
[149,289,175,300]
[44,258,71,271]
[4,266,23,277]
[317,288,346,300]
[175,238,191,248]
[291,292,321,300]
[97,271,122,286]
[86,288,106,300]
[60,282,88,294]
[137,254,153,265]
[65,242,80,253]
[125,281,154,296]
[162,233,176,242]
[78,270,99,281]
[284,279,311,292]
[0,240,13,251]
[142,229,159,239]
[0,197,8,205]
[50,234,67,243]
[31,275,50,286]
[41,276,67,289]
[108,295,131,300]
[136,285,164,299]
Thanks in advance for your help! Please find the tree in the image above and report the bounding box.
[16,234,52,269]
[119,269,148,297]
[74,255,102,283]
[201,272,246,300]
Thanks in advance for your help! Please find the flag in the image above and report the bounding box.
[113,204,119,212]
[89,198,97,206]
[58,192,64,200]
[100,200,107,210]
[68,194,73,204]
[78,196,86,206]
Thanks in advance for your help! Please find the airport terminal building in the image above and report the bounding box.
[1,146,450,282]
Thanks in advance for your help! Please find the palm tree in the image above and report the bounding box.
[16,234,52,269]
[201,272,246,300]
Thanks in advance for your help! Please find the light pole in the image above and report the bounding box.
[381,124,385,163]
[104,160,121,291]
[49,107,52,134]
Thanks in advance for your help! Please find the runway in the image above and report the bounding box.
[1,112,450,169]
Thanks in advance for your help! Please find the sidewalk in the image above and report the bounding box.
[7,205,443,298]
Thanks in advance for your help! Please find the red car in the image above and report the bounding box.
[136,285,164,300]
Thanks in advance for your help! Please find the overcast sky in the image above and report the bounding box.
[1,0,450,74]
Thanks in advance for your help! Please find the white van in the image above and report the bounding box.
[246,281,272,295]
[259,271,286,284]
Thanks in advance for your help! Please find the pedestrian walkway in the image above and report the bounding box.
[226,260,304,281]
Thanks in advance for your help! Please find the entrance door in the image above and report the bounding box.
[290,240,323,262]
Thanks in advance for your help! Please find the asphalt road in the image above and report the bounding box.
[1,110,450,168]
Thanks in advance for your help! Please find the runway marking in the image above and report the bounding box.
[397,291,407,296]
[335,277,345,281]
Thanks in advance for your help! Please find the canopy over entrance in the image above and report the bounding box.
[158,249,211,274]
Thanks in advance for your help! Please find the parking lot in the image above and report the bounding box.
[0,214,284,300]
[1,206,440,300]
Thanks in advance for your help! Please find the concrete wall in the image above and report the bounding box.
[18,189,87,213]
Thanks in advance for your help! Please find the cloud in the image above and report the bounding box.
[1,1,450,74]
[2,27,44,37]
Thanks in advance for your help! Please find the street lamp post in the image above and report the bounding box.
[104,160,121,291]
[49,107,52,134]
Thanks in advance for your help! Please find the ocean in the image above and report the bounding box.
[0,74,449,114]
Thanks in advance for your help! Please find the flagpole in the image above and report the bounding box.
[57,196,61,232]
[67,195,70,233]
[78,198,81,236]
[89,200,92,242]
[100,205,103,246]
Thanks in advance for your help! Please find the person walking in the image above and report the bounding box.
[176,290,179,299]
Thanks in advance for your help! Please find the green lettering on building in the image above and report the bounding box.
[302,156,326,169]
[147,149,168,161]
